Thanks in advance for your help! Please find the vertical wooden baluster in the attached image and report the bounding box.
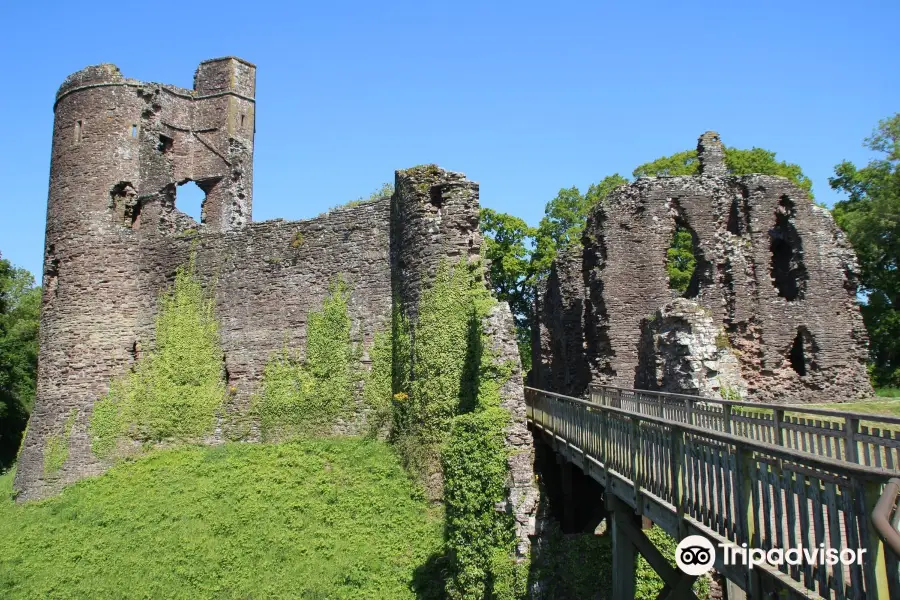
[845,417,859,464]
[794,472,814,592]
[824,480,845,597]
[809,477,828,595]
[782,466,799,582]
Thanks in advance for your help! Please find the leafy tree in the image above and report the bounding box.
[0,255,41,469]
[831,113,900,387]
[634,147,814,197]
[667,228,696,294]
[531,175,629,280]
[480,209,536,368]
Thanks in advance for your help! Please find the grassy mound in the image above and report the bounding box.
[0,439,442,599]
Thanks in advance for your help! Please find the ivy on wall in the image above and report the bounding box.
[254,278,359,440]
[89,255,225,459]
[43,408,78,476]
[389,258,523,599]
[363,327,393,435]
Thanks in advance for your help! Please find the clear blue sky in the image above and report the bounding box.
[1,0,897,278]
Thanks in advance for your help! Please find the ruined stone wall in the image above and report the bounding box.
[390,164,538,561]
[18,61,540,564]
[534,132,872,404]
[390,165,482,321]
[16,197,394,500]
[531,246,591,396]
[15,60,394,500]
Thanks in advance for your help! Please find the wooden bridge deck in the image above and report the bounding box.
[525,386,899,600]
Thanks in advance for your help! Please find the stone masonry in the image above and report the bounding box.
[534,132,872,403]
[17,58,539,563]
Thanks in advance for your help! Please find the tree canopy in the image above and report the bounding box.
[0,255,41,469]
[831,113,900,387]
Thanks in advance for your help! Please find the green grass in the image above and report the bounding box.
[875,387,900,399]
[0,438,443,599]
[802,399,900,419]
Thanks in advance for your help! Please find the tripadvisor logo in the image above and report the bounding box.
[675,534,867,575]
[676,536,716,576]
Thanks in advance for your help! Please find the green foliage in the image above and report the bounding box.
[480,208,536,369]
[254,279,358,440]
[636,527,710,600]
[395,260,491,450]
[831,113,900,387]
[666,227,696,293]
[346,182,395,207]
[633,147,814,197]
[528,525,613,599]
[530,175,628,281]
[0,254,40,470]
[89,256,225,458]
[443,408,515,599]
[530,525,708,600]
[364,327,393,435]
[388,258,519,598]
[290,231,304,248]
[0,439,443,599]
[43,409,77,476]
[715,331,731,351]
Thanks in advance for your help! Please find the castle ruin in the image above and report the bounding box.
[532,132,873,403]
[14,58,539,556]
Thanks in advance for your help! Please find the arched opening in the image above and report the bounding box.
[770,196,808,301]
[176,181,206,223]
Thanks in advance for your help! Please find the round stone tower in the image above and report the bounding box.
[15,59,257,500]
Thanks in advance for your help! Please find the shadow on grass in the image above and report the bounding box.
[411,549,452,600]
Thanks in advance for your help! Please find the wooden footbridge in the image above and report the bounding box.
[525,385,900,600]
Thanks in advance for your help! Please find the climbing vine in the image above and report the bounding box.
[254,278,359,440]
[89,255,225,458]
[363,326,393,435]
[43,408,78,476]
[389,258,522,599]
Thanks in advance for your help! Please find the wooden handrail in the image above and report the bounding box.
[525,386,894,480]
[873,478,900,557]
[587,383,900,425]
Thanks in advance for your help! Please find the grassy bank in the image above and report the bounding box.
[0,438,442,599]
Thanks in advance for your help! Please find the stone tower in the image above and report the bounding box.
[16,58,257,498]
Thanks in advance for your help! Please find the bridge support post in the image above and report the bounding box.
[558,456,575,532]
[607,495,701,600]
[608,495,636,600]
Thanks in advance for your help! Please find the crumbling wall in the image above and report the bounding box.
[531,246,591,397]
[16,60,394,500]
[390,164,538,562]
[18,62,541,562]
[636,298,747,398]
[15,199,394,500]
[534,132,872,403]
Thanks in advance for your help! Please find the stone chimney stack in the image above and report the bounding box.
[697,131,727,176]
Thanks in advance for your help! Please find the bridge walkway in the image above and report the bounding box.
[525,386,900,600]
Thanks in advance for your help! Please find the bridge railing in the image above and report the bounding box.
[526,386,896,600]
[588,384,900,469]
[873,478,900,599]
